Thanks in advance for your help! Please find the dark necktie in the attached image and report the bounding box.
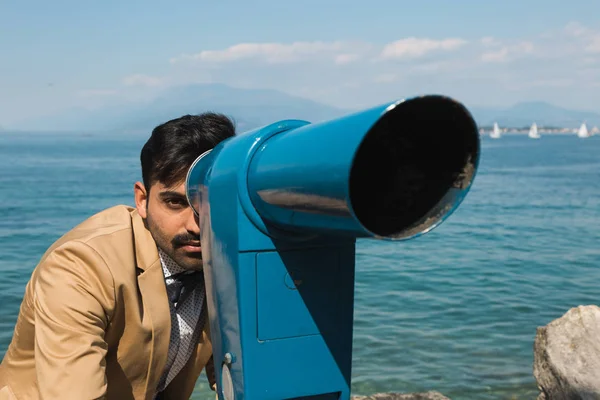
[167,270,204,309]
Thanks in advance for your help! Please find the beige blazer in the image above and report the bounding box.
[0,205,214,400]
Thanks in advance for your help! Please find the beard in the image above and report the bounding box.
[145,214,203,271]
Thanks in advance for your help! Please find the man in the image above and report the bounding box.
[0,113,236,399]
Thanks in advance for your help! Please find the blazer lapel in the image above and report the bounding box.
[131,209,172,400]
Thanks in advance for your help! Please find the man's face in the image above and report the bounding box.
[134,179,203,271]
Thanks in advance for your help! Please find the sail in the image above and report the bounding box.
[491,122,501,139]
[577,122,589,138]
[529,122,540,139]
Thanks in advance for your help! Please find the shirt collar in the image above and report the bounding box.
[158,247,187,279]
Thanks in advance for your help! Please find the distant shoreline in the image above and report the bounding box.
[481,131,596,135]
[480,126,599,135]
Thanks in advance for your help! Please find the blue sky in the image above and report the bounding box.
[1,0,599,125]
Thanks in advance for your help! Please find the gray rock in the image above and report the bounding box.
[351,391,451,400]
[533,305,600,399]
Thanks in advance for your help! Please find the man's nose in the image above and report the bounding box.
[185,207,200,236]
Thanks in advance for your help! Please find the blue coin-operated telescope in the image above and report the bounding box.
[186,95,480,400]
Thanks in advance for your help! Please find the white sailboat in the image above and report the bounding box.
[577,122,590,138]
[490,122,501,139]
[528,122,540,139]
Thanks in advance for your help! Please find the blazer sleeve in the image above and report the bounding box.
[33,241,115,400]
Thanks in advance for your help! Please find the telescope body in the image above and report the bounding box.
[186,95,480,400]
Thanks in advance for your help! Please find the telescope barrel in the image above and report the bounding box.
[246,95,480,240]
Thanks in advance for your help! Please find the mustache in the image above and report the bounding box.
[172,233,200,247]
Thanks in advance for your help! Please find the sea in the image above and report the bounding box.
[0,131,599,400]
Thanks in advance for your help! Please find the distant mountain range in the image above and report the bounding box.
[6,83,600,132]
[9,84,350,133]
[469,102,600,129]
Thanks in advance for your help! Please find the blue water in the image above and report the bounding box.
[1,132,599,399]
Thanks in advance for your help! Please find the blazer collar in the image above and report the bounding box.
[131,208,159,272]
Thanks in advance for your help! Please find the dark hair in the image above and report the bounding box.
[140,112,235,190]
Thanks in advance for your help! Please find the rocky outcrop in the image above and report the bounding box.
[351,391,451,400]
[533,305,600,399]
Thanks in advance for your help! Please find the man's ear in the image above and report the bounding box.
[134,181,148,218]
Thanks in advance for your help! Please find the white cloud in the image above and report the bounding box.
[585,36,600,53]
[481,47,509,62]
[334,53,359,65]
[122,74,164,87]
[481,41,533,63]
[564,21,588,37]
[547,21,600,55]
[480,37,500,47]
[581,57,599,65]
[380,37,467,59]
[514,41,534,53]
[171,41,352,64]
[170,38,465,66]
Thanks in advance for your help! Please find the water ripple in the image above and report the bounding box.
[0,133,599,399]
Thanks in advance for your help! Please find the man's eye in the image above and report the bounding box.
[166,199,186,208]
